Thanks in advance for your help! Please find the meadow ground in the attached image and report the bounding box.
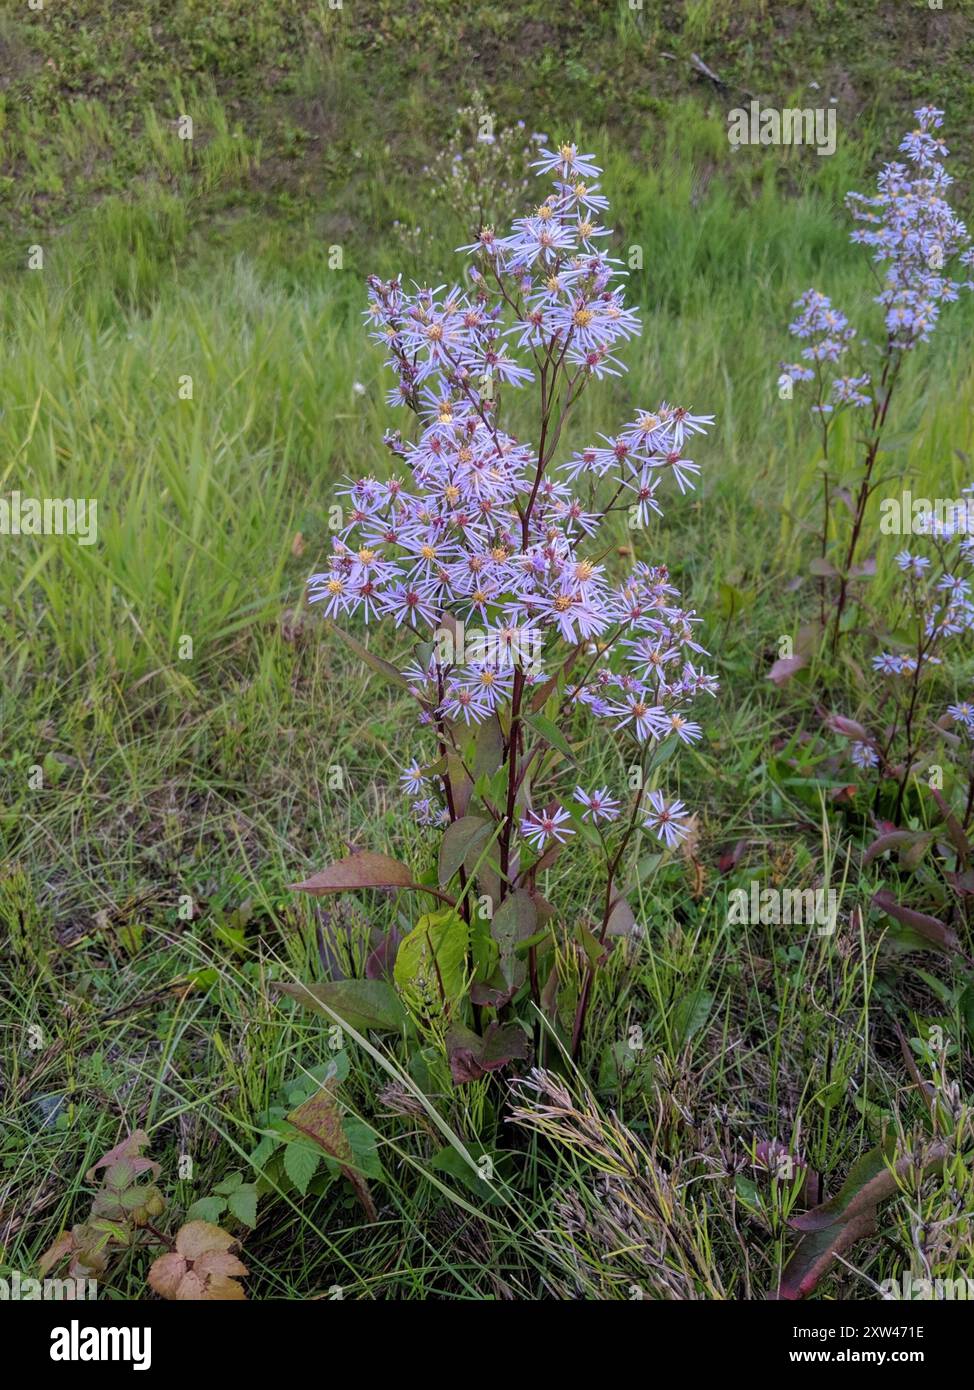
[2,1,974,1302]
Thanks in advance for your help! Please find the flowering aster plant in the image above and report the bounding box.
[291,142,716,1065]
[828,496,974,820]
[779,107,973,648]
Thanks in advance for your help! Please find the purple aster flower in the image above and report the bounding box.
[947,701,974,733]
[400,761,426,795]
[530,144,602,180]
[831,374,872,407]
[643,791,692,849]
[894,551,930,577]
[872,653,909,675]
[611,693,668,743]
[574,786,621,823]
[850,742,878,770]
[308,570,354,619]
[519,806,576,850]
[439,681,493,725]
[379,582,440,629]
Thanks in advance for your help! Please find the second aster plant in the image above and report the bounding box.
[297,142,717,1063]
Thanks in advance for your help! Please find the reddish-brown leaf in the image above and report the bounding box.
[290,851,415,895]
[85,1130,160,1184]
[175,1220,236,1262]
[38,1231,75,1277]
[768,654,807,686]
[824,713,871,741]
[777,1141,947,1300]
[201,1273,247,1301]
[288,1084,377,1222]
[150,1223,249,1301]
[174,1270,208,1300]
[147,1252,187,1299]
[446,1021,530,1084]
[195,1250,248,1279]
[863,830,925,865]
[872,888,958,953]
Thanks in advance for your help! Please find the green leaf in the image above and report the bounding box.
[327,621,409,690]
[212,1172,243,1196]
[275,978,407,1033]
[648,734,679,775]
[960,981,974,1047]
[343,1119,383,1180]
[308,1053,350,1085]
[491,889,537,987]
[447,751,474,818]
[227,1184,258,1229]
[429,1144,502,1203]
[438,816,492,887]
[283,1140,321,1195]
[718,580,757,619]
[573,919,606,968]
[248,1130,286,1170]
[394,908,469,1014]
[186,1196,226,1223]
[598,1039,640,1090]
[472,715,504,780]
[522,711,574,761]
[672,989,714,1044]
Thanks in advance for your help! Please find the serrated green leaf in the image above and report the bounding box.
[213,1172,243,1195]
[283,1140,321,1195]
[186,1195,226,1223]
[227,1183,258,1229]
[343,1118,383,1180]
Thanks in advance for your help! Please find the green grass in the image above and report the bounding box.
[2,1,974,1302]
